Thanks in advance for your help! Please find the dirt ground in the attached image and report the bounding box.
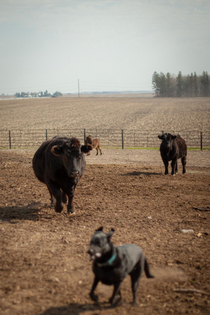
[0,148,210,315]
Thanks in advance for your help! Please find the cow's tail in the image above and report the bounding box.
[144,258,155,278]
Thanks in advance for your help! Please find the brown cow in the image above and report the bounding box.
[85,135,102,156]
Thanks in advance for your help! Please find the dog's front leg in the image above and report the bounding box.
[109,282,122,306]
[89,277,99,302]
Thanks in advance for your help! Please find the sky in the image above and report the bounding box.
[0,0,210,95]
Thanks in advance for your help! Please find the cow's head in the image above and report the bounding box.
[51,138,92,178]
[158,133,177,150]
[85,135,93,145]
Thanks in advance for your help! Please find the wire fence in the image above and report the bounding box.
[0,129,210,150]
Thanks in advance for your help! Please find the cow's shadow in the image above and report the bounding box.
[39,302,114,315]
[121,170,162,176]
[0,202,53,222]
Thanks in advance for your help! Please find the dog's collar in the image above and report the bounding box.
[97,252,117,267]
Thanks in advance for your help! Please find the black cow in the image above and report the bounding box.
[32,136,92,213]
[158,133,187,175]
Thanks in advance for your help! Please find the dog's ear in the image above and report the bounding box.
[96,226,103,232]
[106,228,115,242]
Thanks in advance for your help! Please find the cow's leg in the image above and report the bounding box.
[99,147,102,155]
[47,187,54,207]
[67,186,75,214]
[181,156,187,174]
[171,158,177,175]
[47,180,63,212]
[163,159,169,175]
[175,161,178,174]
[96,147,98,155]
[62,191,67,204]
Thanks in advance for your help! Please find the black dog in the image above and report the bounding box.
[88,227,154,307]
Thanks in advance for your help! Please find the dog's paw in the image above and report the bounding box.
[89,292,98,302]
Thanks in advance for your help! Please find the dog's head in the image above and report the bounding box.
[87,227,115,261]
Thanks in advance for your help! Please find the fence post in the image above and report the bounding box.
[200,131,203,151]
[9,130,11,149]
[46,129,48,140]
[84,129,86,144]
[122,129,124,149]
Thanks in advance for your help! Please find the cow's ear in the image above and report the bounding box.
[172,135,177,140]
[96,226,103,232]
[81,144,92,153]
[107,228,115,241]
[51,145,63,156]
[158,134,164,139]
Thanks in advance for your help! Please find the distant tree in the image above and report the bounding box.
[176,71,184,97]
[166,72,174,97]
[200,71,210,96]
[159,72,167,97]
[31,92,38,97]
[152,72,176,97]
[52,91,63,97]
[43,90,51,97]
[152,70,210,97]
[152,71,160,96]
[193,72,199,97]
[189,73,194,97]
[183,75,190,97]
[20,92,27,97]
[15,93,21,98]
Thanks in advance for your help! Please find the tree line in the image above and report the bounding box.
[15,90,62,98]
[152,71,210,97]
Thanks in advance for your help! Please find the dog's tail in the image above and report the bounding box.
[144,258,155,278]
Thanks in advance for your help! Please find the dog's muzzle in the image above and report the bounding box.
[87,248,101,260]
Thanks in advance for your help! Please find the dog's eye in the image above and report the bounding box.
[94,239,100,246]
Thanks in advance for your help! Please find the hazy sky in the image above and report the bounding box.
[1,0,210,95]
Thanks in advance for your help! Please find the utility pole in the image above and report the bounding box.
[78,79,80,97]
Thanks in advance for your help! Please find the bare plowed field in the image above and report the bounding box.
[0,97,210,131]
[0,148,210,315]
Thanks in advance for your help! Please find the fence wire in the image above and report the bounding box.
[0,129,209,150]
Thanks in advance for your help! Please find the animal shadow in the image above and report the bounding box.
[121,170,161,176]
[0,202,51,222]
[39,302,113,315]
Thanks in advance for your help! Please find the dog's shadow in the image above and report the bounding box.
[39,301,118,315]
